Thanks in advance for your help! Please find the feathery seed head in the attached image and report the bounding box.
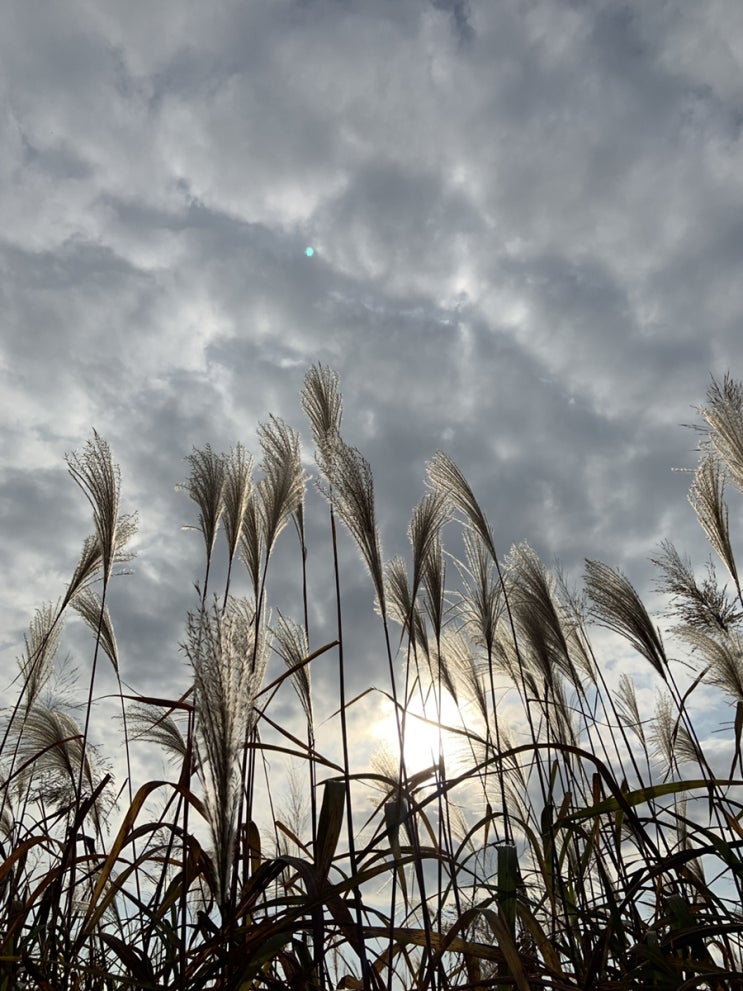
[128,703,188,766]
[615,673,646,744]
[651,692,699,773]
[178,444,226,562]
[272,612,313,727]
[409,489,449,603]
[257,416,305,557]
[652,538,741,632]
[422,534,446,640]
[439,630,486,721]
[222,443,254,565]
[456,532,502,655]
[18,602,61,714]
[689,455,740,592]
[508,543,580,691]
[240,495,263,598]
[698,373,743,493]
[15,704,104,816]
[318,438,386,610]
[302,363,343,455]
[183,597,269,904]
[384,556,413,630]
[71,588,119,672]
[681,627,743,701]
[66,431,134,582]
[585,559,668,679]
[426,451,497,562]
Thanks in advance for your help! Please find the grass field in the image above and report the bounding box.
[2,367,743,989]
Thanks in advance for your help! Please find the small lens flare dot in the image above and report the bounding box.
[305,246,314,257]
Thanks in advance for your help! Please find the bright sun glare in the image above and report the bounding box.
[372,693,466,776]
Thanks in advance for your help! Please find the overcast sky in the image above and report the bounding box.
[2,1,743,797]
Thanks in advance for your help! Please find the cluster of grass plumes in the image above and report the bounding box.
[3,370,743,989]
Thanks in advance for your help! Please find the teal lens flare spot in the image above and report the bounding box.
[305,246,314,257]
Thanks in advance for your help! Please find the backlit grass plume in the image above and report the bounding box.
[257,415,305,561]
[689,453,740,593]
[698,372,743,493]
[183,597,269,909]
[302,362,343,455]
[316,437,386,611]
[66,430,134,584]
[585,559,668,679]
[652,538,741,632]
[178,444,225,598]
[17,602,61,715]
[222,443,254,602]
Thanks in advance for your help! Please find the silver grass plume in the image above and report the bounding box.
[178,444,226,565]
[689,455,740,593]
[433,630,462,707]
[412,608,430,663]
[369,746,404,803]
[499,548,579,750]
[383,556,429,660]
[493,623,540,704]
[302,363,343,456]
[455,532,502,656]
[64,535,104,606]
[222,443,254,567]
[272,612,313,729]
[679,627,743,701]
[422,534,446,641]
[304,365,390,627]
[697,373,743,493]
[71,589,119,672]
[441,631,488,725]
[257,416,305,559]
[584,560,668,679]
[128,704,188,766]
[548,679,579,749]
[240,495,264,600]
[66,432,135,584]
[316,438,386,610]
[15,705,102,814]
[447,804,475,857]
[385,556,413,630]
[62,518,138,609]
[409,490,449,603]
[560,620,596,688]
[651,692,700,775]
[426,452,497,562]
[275,763,311,857]
[652,539,741,632]
[183,597,269,906]
[615,674,646,746]
[551,571,597,686]
[470,718,528,810]
[507,543,581,694]
[18,602,61,715]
